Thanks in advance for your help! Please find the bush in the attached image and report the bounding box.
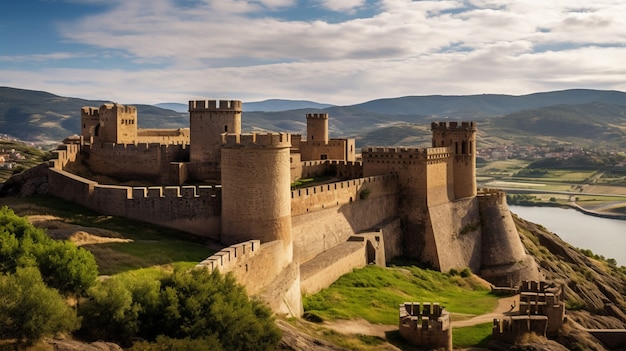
[0,206,98,296]
[0,267,79,346]
[79,269,282,350]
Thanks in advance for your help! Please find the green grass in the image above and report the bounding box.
[0,195,216,275]
[303,264,497,326]
[453,322,492,348]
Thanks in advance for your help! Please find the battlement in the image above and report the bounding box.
[197,240,260,273]
[291,174,397,214]
[399,302,451,350]
[362,146,451,162]
[222,132,291,148]
[131,185,220,200]
[306,113,328,120]
[100,103,137,114]
[431,121,477,131]
[81,106,100,117]
[188,99,242,112]
[477,188,506,204]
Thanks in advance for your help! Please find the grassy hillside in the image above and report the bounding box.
[0,195,215,275]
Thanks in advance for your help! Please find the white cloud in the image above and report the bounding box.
[5,0,626,104]
[316,0,366,12]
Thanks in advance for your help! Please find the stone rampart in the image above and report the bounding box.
[399,302,452,351]
[86,142,189,182]
[291,174,397,215]
[300,239,365,294]
[362,146,451,163]
[49,143,82,170]
[291,175,400,264]
[136,128,190,144]
[426,197,482,272]
[198,240,302,316]
[47,168,221,238]
[197,240,260,273]
[298,160,363,180]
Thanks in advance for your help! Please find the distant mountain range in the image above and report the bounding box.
[2,86,626,148]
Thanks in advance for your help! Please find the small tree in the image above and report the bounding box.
[0,267,79,347]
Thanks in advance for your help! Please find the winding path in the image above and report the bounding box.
[323,295,519,338]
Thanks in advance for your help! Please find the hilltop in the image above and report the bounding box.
[3,86,626,148]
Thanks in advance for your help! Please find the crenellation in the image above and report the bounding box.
[147,186,164,198]
[188,99,243,112]
[163,186,182,198]
[180,185,197,198]
[222,132,291,148]
[81,106,100,117]
[198,240,260,273]
[431,121,477,131]
[306,113,328,120]
[399,301,452,350]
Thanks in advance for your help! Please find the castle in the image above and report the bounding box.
[46,99,541,315]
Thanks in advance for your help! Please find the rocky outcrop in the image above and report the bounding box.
[512,214,626,350]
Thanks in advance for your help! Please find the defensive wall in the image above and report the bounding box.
[297,160,363,181]
[197,239,302,316]
[426,197,482,272]
[362,146,456,268]
[399,302,452,351]
[477,189,542,286]
[84,142,189,183]
[299,231,386,295]
[47,167,221,239]
[136,128,190,144]
[290,174,401,264]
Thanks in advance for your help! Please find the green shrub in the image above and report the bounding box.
[79,269,281,350]
[0,267,79,346]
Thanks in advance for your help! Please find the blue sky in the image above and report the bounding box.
[1,0,626,105]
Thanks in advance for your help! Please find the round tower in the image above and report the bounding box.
[306,113,329,145]
[189,99,242,181]
[431,121,477,199]
[220,132,293,263]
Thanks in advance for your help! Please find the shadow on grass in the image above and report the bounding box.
[1,195,218,275]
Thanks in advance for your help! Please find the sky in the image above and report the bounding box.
[1,0,626,106]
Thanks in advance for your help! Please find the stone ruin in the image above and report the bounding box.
[493,280,566,341]
[399,302,452,351]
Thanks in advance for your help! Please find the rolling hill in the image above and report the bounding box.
[2,86,626,148]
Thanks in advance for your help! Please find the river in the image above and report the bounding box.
[509,205,626,266]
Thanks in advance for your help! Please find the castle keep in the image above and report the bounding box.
[47,99,541,315]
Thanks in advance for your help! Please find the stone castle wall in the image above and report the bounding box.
[47,168,221,239]
[85,142,189,183]
[298,160,362,180]
[477,189,542,286]
[197,240,302,316]
[426,197,482,272]
[291,174,401,264]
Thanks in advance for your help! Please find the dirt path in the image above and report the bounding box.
[323,295,519,338]
[451,295,518,328]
